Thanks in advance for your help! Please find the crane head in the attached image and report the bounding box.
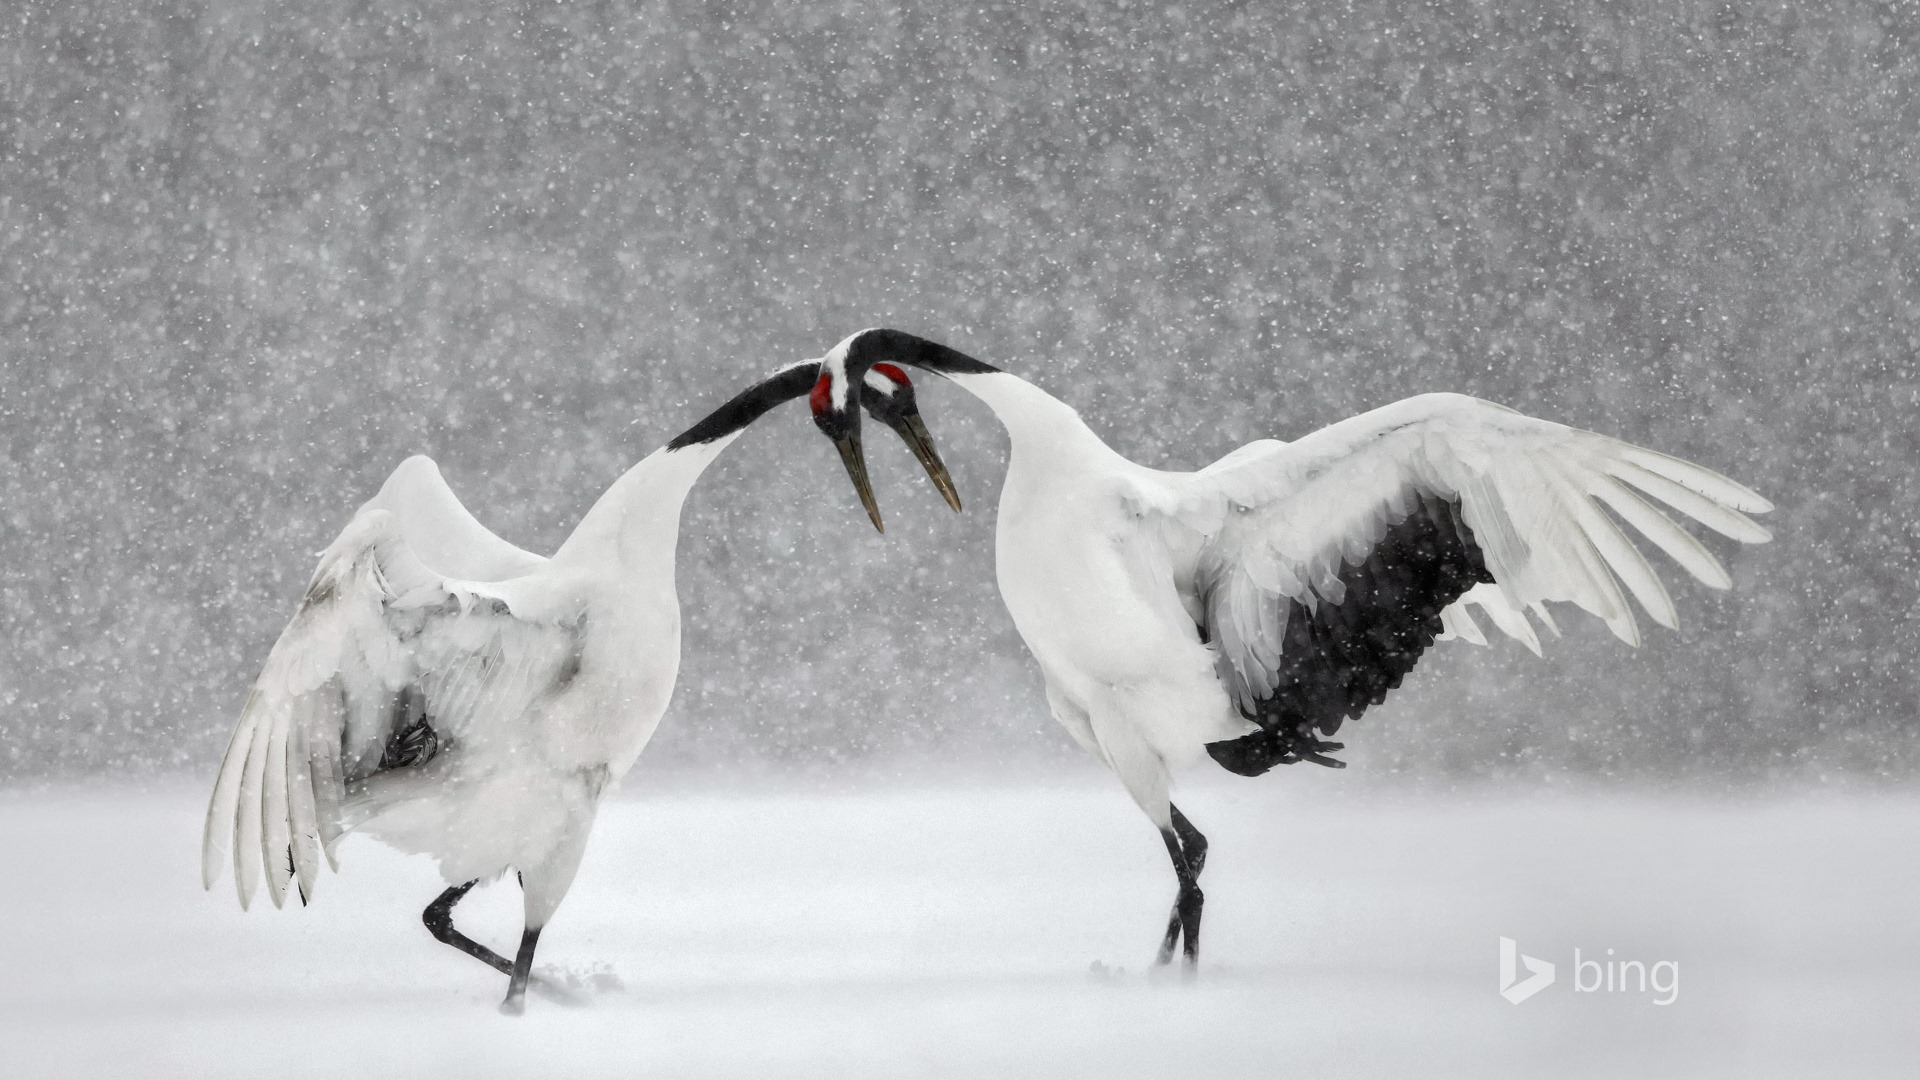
[809,328,994,533]
[809,349,961,533]
[665,340,963,533]
[857,363,963,514]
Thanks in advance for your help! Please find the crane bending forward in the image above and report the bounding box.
[202,360,958,1012]
[803,328,1773,970]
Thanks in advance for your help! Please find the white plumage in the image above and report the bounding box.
[202,438,727,1010]
[1157,392,1773,709]
[809,328,1774,969]
[200,360,959,1012]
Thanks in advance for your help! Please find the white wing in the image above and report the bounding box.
[201,506,579,911]
[358,455,546,581]
[1154,392,1773,722]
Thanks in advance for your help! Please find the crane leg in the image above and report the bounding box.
[423,880,514,977]
[500,925,543,1015]
[1154,803,1207,969]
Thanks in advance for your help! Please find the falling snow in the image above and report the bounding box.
[4,1,1915,779]
[2,0,1916,1072]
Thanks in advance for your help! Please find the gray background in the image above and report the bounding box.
[3,0,1914,781]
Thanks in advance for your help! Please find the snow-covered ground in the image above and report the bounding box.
[4,766,1915,1078]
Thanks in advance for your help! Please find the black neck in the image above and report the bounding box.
[857,329,1001,377]
[666,331,996,449]
[665,363,818,449]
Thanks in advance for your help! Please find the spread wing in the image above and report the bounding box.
[1147,392,1772,775]
[201,506,579,910]
[358,455,546,581]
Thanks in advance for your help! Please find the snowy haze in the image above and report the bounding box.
[3,1,1917,1072]
[4,0,1914,781]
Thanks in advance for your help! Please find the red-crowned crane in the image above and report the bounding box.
[808,328,1773,971]
[201,360,958,1012]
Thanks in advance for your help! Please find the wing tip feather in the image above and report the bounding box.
[1621,447,1774,515]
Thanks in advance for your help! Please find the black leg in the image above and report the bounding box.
[1171,804,1208,876]
[1154,802,1208,969]
[500,926,543,1015]
[1156,881,1183,964]
[423,880,513,977]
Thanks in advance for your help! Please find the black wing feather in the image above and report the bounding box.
[1205,491,1493,776]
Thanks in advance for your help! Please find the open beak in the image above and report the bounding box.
[890,412,962,512]
[833,434,885,533]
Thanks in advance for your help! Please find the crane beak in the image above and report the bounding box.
[833,433,885,533]
[889,412,962,513]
